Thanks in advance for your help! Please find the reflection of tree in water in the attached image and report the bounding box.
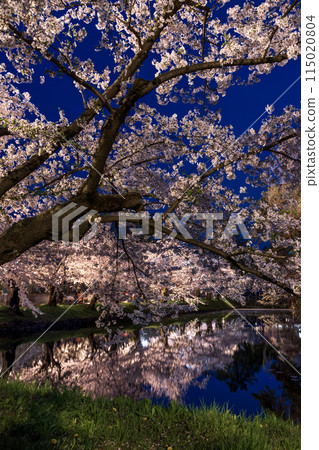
[252,357,301,422]
[40,342,61,378]
[15,319,246,400]
[214,324,300,421]
[9,315,300,420]
[214,342,265,392]
[0,344,17,377]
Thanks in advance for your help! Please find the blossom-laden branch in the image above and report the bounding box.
[161,132,300,220]
[0,0,301,307]
[98,215,299,299]
[7,25,114,112]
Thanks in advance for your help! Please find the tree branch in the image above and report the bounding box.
[121,239,147,300]
[140,55,289,97]
[99,215,300,299]
[0,108,97,199]
[8,25,114,113]
[262,0,300,59]
[0,126,11,138]
[158,223,299,299]
[162,132,299,220]
[0,3,184,199]
[0,192,143,265]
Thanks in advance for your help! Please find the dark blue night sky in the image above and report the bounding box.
[1,0,300,134]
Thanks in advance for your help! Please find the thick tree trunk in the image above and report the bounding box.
[0,193,143,266]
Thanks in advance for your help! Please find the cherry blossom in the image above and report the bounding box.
[0,0,301,320]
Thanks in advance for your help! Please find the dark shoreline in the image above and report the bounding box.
[0,304,293,338]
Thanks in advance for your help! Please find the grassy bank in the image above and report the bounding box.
[0,380,300,450]
[0,299,229,333]
[0,297,255,326]
[0,298,290,339]
[0,304,100,324]
[0,304,101,339]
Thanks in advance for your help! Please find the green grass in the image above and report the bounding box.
[0,380,300,450]
[0,304,100,324]
[24,304,100,321]
[0,298,290,341]
[0,299,229,330]
[197,297,232,312]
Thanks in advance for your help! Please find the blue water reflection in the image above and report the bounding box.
[1,311,300,422]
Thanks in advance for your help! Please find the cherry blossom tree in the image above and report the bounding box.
[0,0,301,315]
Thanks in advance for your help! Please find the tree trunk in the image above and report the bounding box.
[88,334,97,354]
[89,293,97,310]
[0,344,17,377]
[48,285,57,306]
[40,342,61,378]
[160,326,168,347]
[6,286,21,315]
[206,291,212,301]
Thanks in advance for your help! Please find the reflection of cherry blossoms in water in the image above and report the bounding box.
[5,314,300,420]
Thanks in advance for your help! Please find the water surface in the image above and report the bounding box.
[0,311,300,421]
